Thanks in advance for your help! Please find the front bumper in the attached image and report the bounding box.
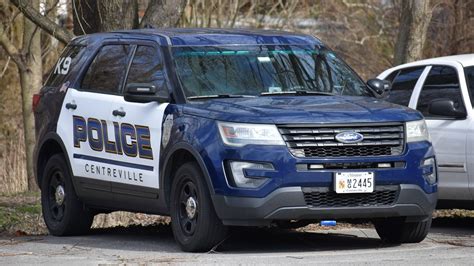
[212,184,437,226]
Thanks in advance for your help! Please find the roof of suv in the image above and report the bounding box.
[394,54,474,69]
[71,28,322,47]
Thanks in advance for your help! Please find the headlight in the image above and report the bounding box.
[218,122,285,146]
[406,120,430,143]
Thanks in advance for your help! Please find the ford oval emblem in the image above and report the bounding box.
[335,131,364,144]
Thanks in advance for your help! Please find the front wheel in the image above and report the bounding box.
[41,154,93,236]
[170,162,227,252]
[374,215,432,243]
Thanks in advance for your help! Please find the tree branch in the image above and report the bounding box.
[0,23,26,71]
[9,0,74,44]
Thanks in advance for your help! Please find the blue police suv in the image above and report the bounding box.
[33,28,437,252]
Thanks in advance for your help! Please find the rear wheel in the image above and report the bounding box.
[170,162,227,252]
[374,215,432,243]
[41,154,93,236]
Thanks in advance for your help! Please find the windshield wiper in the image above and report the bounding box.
[260,90,335,96]
[187,94,256,100]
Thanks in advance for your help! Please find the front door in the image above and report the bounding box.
[109,44,169,197]
[412,64,471,201]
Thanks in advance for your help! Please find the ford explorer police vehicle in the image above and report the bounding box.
[34,29,437,252]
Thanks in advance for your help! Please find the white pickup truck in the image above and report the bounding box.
[378,54,474,209]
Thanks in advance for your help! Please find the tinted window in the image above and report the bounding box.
[126,46,167,97]
[465,66,474,108]
[385,67,424,106]
[416,65,465,117]
[173,45,370,98]
[81,45,131,94]
[384,70,399,83]
[45,45,85,87]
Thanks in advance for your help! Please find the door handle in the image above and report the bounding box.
[112,109,126,117]
[65,102,77,110]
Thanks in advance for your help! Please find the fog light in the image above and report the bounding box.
[377,163,392,168]
[422,158,437,185]
[228,161,273,188]
[309,164,324,170]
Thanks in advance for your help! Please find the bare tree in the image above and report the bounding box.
[393,0,432,65]
[1,0,187,191]
[0,0,42,190]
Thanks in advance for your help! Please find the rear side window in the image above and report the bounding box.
[416,65,465,117]
[125,45,167,97]
[465,66,474,108]
[81,45,131,94]
[385,67,425,106]
[45,45,85,87]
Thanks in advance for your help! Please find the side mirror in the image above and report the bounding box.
[367,78,391,98]
[124,83,169,103]
[428,99,467,119]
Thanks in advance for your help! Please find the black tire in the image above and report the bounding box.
[374,215,432,243]
[170,162,227,252]
[41,154,93,236]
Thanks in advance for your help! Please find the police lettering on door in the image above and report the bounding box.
[73,115,153,159]
[72,115,153,183]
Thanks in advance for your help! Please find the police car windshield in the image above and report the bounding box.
[172,45,371,99]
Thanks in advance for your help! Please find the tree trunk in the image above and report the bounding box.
[0,0,28,195]
[97,0,138,32]
[19,0,42,191]
[393,0,432,65]
[140,0,187,28]
[72,0,100,35]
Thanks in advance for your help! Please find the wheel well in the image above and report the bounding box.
[163,149,199,208]
[37,139,64,188]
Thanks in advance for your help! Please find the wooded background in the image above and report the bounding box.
[0,0,473,194]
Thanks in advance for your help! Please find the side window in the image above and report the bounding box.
[81,45,131,94]
[465,66,474,108]
[385,67,425,106]
[416,65,465,117]
[384,70,399,83]
[45,45,85,87]
[125,45,168,97]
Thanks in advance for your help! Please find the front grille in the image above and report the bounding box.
[278,123,405,158]
[302,186,399,208]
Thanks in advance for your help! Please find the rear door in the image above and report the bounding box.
[412,64,472,201]
[108,43,169,198]
[57,43,132,193]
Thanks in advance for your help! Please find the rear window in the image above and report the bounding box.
[45,45,85,87]
[81,45,131,94]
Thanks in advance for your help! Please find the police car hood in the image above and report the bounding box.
[183,96,423,124]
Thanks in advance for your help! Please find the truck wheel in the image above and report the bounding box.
[41,154,93,236]
[374,215,432,243]
[170,162,227,252]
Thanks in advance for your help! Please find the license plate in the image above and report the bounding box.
[334,172,374,194]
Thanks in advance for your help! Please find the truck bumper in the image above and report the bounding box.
[212,184,437,226]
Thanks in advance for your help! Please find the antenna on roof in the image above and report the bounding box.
[143,24,155,29]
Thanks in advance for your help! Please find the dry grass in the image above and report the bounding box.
[0,133,28,195]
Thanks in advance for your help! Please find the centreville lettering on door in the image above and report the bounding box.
[72,115,153,159]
